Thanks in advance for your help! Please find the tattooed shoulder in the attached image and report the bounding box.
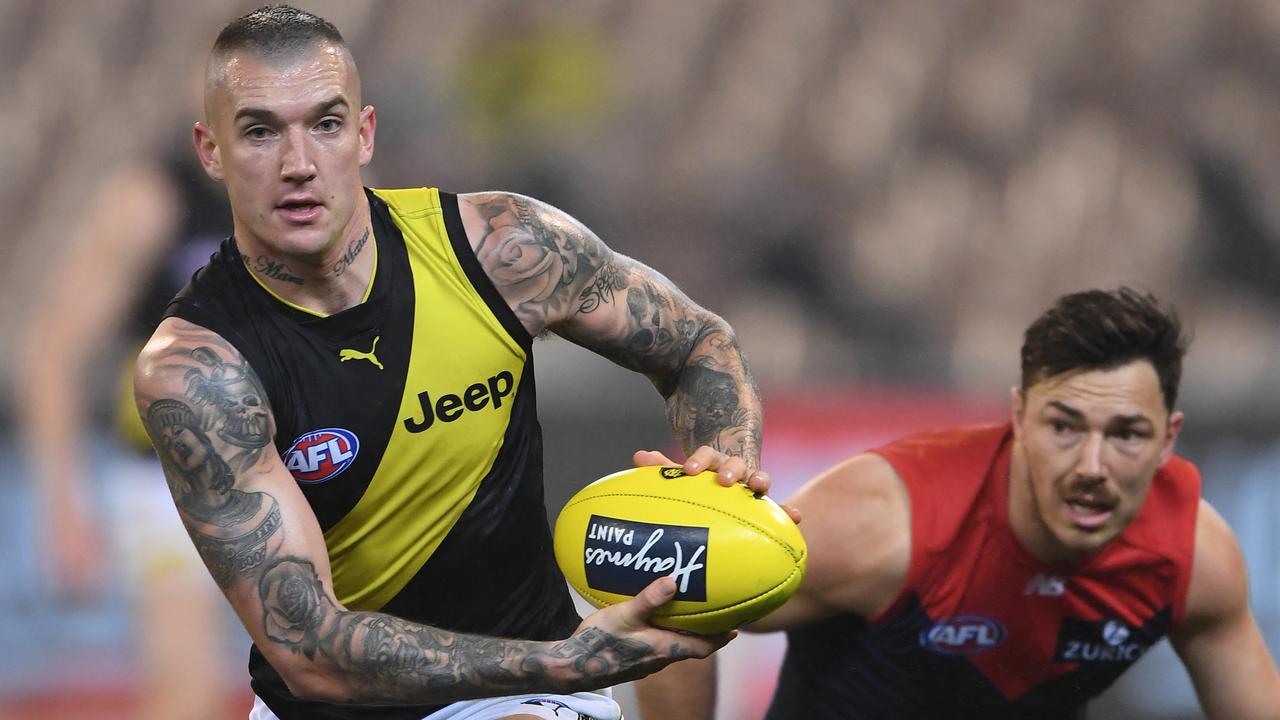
[461,192,611,332]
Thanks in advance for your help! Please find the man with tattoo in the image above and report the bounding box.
[132,6,774,720]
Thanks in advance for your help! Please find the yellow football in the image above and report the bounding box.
[553,465,806,634]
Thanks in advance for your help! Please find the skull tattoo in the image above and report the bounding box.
[185,346,271,449]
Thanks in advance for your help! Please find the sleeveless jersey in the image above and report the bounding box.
[165,188,580,719]
[767,423,1200,719]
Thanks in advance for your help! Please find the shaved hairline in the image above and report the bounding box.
[203,40,361,121]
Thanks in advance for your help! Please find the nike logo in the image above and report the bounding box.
[1024,573,1067,597]
[339,336,383,370]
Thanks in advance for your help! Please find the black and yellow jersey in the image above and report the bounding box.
[165,188,580,719]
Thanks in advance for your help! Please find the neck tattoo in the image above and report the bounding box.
[252,256,304,285]
[333,228,370,277]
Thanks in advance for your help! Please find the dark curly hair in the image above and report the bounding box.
[1021,288,1189,411]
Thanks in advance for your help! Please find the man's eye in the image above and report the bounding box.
[1113,428,1144,442]
[1051,420,1071,433]
[317,118,341,132]
[246,126,271,140]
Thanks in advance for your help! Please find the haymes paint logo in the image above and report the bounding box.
[582,514,708,601]
[284,428,359,484]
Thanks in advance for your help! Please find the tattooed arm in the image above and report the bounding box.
[459,192,765,479]
[134,317,726,705]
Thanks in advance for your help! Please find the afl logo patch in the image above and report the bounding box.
[660,467,687,479]
[284,428,360,484]
[921,616,1006,655]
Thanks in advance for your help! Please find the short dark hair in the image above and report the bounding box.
[1021,288,1189,411]
[211,4,345,60]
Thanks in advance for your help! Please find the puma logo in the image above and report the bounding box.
[339,336,383,370]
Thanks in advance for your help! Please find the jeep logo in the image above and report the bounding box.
[403,371,514,433]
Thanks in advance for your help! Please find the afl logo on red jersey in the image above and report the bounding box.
[921,616,1006,655]
[284,428,360,484]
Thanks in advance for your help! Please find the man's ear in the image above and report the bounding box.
[193,121,224,182]
[357,105,376,167]
[1160,410,1184,464]
[1010,386,1026,438]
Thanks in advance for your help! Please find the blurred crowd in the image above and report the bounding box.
[2,0,1280,425]
[1,1,1279,718]
[4,0,1280,431]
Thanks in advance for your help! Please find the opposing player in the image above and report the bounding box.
[638,288,1280,719]
[132,6,772,719]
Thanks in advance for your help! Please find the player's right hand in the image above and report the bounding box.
[558,576,735,686]
[633,448,802,525]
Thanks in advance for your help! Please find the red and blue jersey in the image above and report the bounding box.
[767,424,1200,719]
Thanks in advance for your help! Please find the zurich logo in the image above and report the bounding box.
[284,428,360,484]
[1053,616,1151,663]
[921,616,1006,655]
[1103,620,1131,647]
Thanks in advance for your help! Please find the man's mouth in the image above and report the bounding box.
[277,200,323,223]
[1062,495,1116,529]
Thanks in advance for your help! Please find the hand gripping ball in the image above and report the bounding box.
[553,465,806,634]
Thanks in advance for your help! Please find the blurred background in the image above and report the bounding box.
[2,0,1279,718]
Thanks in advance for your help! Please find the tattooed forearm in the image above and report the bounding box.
[563,274,703,381]
[252,556,670,703]
[465,192,764,463]
[549,626,666,684]
[556,260,762,462]
[333,228,370,277]
[666,329,763,465]
[261,557,334,657]
[621,281,701,371]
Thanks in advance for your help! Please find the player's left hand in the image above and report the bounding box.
[633,447,801,524]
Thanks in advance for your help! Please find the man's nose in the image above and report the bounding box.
[280,128,317,182]
[1075,431,1105,478]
